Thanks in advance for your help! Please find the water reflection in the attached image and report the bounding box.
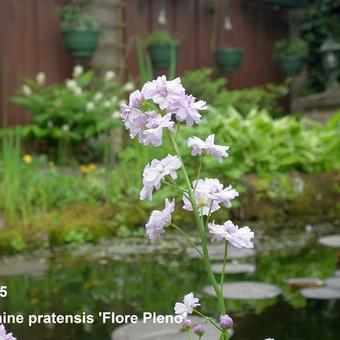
[0,223,339,339]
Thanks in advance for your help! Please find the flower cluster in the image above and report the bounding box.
[121,75,255,338]
[145,199,175,242]
[121,76,207,147]
[174,292,200,318]
[187,134,229,163]
[208,220,254,249]
[175,294,234,332]
[140,155,181,200]
[183,178,239,216]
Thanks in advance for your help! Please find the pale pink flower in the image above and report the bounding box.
[141,113,174,146]
[208,220,254,249]
[174,292,200,318]
[170,94,207,126]
[145,199,175,241]
[120,90,143,121]
[129,89,143,108]
[183,179,238,215]
[187,134,229,163]
[140,155,182,200]
[141,76,185,110]
[0,324,16,340]
[121,90,173,146]
[121,106,149,139]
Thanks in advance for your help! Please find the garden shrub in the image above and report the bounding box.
[11,67,130,162]
[181,68,289,117]
[120,107,340,184]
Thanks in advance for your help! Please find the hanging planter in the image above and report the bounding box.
[62,28,101,58]
[215,48,243,72]
[276,56,305,76]
[59,5,101,59]
[146,31,180,69]
[274,39,308,76]
[264,0,306,7]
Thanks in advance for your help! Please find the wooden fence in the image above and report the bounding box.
[0,0,72,126]
[125,0,287,87]
[0,0,288,126]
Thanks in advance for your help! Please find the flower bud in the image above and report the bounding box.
[193,324,205,336]
[219,314,233,329]
[182,318,192,331]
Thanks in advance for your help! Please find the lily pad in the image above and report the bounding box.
[284,277,324,289]
[318,234,340,248]
[325,277,340,290]
[204,281,281,300]
[187,244,255,260]
[300,287,340,300]
[111,316,229,340]
[212,263,256,275]
[227,245,256,260]
[0,257,49,277]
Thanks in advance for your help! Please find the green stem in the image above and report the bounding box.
[220,241,228,292]
[170,223,203,257]
[169,133,227,323]
[162,180,187,194]
[186,331,193,340]
[193,309,224,332]
[194,155,205,190]
[205,202,214,232]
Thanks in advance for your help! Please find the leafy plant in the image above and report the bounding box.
[12,67,127,162]
[274,39,308,59]
[145,31,179,46]
[181,68,227,104]
[181,68,289,117]
[198,107,340,175]
[0,129,23,223]
[58,1,100,31]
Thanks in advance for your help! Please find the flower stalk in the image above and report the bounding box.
[169,133,228,339]
[121,75,254,340]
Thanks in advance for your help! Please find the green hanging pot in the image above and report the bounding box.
[62,28,101,58]
[148,43,180,69]
[264,0,306,8]
[215,48,243,72]
[277,55,305,76]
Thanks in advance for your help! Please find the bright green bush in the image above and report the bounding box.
[12,67,130,161]
[197,108,340,176]
[120,108,340,184]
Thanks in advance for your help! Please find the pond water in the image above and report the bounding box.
[0,220,339,340]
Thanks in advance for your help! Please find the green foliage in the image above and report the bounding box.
[181,68,227,103]
[136,40,154,84]
[196,107,340,176]
[181,68,289,117]
[145,31,179,46]
[11,68,127,161]
[0,129,23,223]
[274,38,308,58]
[300,0,340,93]
[58,1,100,31]
[116,108,340,188]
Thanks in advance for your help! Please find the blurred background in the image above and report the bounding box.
[0,1,339,339]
